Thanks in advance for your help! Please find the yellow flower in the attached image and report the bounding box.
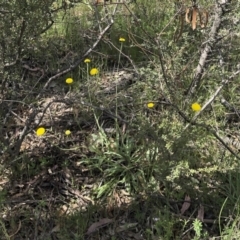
[84,58,91,63]
[191,102,201,112]
[90,68,99,76]
[119,37,126,42]
[65,130,71,136]
[66,78,73,84]
[147,102,155,108]
[36,127,46,136]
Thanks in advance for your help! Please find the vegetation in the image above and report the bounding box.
[0,0,240,239]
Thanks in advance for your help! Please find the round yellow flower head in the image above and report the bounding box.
[66,78,73,84]
[191,102,201,112]
[84,58,91,63]
[90,68,99,76]
[119,37,126,42]
[36,127,46,136]
[65,130,71,136]
[147,102,155,108]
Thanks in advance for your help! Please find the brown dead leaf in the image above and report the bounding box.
[197,204,204,222]
[191,7,198,30]
[86,218,113,235]
[180,195,191,215]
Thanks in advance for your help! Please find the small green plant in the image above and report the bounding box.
[83,123,159,198]
[193,219,202,240]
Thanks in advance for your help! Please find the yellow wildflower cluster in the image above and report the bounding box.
[65,130,71,136]
[66,78,73,84]
[36,128,72,137]
[90,68,99,76]
[84,58,91,63]
[36,127,46,136]
[46,59,96,139]
[119,37,126,42]
[147,102,155,108]
[191,102,201,112]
